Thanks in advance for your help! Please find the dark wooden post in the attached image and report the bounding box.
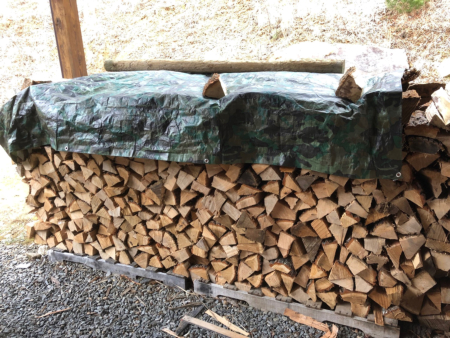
[49,0,87,79]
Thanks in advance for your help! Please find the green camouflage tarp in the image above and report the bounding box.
[0,70,402,179]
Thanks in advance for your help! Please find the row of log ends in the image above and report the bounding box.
[16,79,450,331]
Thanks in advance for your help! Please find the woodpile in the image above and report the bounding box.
[14,81,450,329]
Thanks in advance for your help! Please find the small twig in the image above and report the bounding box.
[136,296,146,307]
[120,274,141,285]
[89,276,100,283]
[168,295,186,302]
[121,287,132,297]
[169,302,203,310]
[161,328,182,337]
[35,307,71,319]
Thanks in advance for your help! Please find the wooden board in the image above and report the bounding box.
[48,249,188,289]
[50,0,87,78]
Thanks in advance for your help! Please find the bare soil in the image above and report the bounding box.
[0,148,35,243]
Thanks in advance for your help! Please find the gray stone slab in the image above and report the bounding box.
[48,249,188,289]
[270,42,408,88]
[194,280,399,338]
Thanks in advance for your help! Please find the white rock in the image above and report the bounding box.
[26,252,42,260]
[16,263,32,269]
[37,246,48,256]
[432,88,450,125]
[438,58,450,78]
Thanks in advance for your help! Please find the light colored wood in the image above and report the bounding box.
[265,271,282,288]
[411,271,436,295]
[346,255,368,276]
[161,328,183,338]
[237,262,253,282]
[369,286,391,309]
[399,235,426,259]
[317,291,338,309]
[378,269,397,288]
[311,219,332,239]
[384,306,413,322]
[50,0,87,79]
[105,59,345,74]
[385,285,404,307]
[329,261,354,291]
[212,174,237,192]
[205,309,249,336]
[346,238,368,260]
[180,315,248,338]
[364,237,385,255]
[271,201,297,220]
[289,286,311,304]
[335,67,362,103]
[430,250,450,271]
[308,263,326,280]
[340,211,359,228]
[371,221,397,240]
[284,308,330,332]
[328,224,347,246]
[355,275,374,293]
[316,198,338,219]
[203,74,226,99]
[311,181,339,199]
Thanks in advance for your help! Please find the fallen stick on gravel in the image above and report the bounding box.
[180,315,248,338]
[36,307,72,318]
[120,274,141,285]
[321,325,338,338]
[136,296,146,307]
[88,276,100,283]
[205,309,249,336]
[175,305,205,335]
[161,328,182,337]
[169,302,203,310]
[284,308,330,333]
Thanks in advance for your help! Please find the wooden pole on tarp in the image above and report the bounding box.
[104,59,346,74]
[49,0,87,79]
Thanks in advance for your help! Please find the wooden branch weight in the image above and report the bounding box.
[104,59,345,74]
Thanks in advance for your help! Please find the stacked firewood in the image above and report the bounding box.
[15,83,450,328]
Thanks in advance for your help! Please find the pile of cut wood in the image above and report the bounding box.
[16,80,450,330]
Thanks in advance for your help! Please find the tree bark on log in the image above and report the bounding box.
[104,59,345,74]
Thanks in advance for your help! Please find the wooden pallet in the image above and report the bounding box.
[194,280,400,338]
[48,249,188,289]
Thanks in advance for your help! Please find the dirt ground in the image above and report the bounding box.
[0,148,35,243]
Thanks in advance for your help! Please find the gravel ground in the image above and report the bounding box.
[0,244,366,338]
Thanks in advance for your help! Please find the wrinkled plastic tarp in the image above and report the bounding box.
[0,70,403,179]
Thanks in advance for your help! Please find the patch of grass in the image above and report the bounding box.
[386,0,429,13]
[271,28,284,41]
